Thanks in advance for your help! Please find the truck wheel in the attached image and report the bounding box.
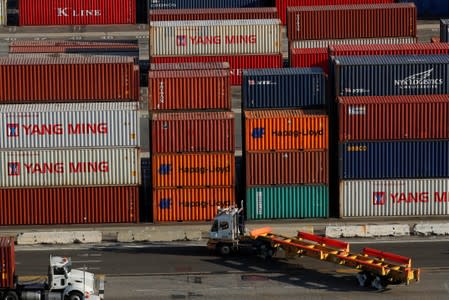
[3,291,19,300]
[68,292,84,300]
[218,244,231,256]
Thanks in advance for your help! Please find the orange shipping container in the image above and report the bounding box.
[152,153,235,188]
[244,110,328,151]
[153,187,235,222]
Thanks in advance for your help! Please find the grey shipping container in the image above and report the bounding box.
[332,55,449,97]
[242,68,326,109]
[441,19,449,42]
[339,140,449,180]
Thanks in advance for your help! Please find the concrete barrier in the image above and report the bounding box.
[413,223,449,236]
[325,224,409,238]
[116,227,204,243]
[16,231,102,245]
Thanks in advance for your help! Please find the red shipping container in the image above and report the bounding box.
[148,69,230,111]
[150,62,229,71]
[290,48,329,72]
[152,111,235,153]
[150,54,283,85]
[19,0,136,26]
[0,187,139,225]
[338,95,449,142]
[0,237,15,289]
[329,43,449,56]
[245,150,329,186]
[287,3,417,41]
[153,187,235,222]
[9,40,139,53]
[276,0,395,25]
[0,56,139,103]
[149,7,278,22]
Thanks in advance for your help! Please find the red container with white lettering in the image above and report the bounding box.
[0,186,139,225]
[151,54,283,85]
[149,7,278,22]
[0,56,139,103]
[338,95,449,142]
[19,0,136,25]
[287,3,416,41]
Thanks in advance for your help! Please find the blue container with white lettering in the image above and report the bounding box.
[339,140,449,180]
[148,0,273,9]
[332,55,449,97]
[242,68,326,109]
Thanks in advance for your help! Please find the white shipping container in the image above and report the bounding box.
[0,0,6,26]
[0,148,140,188]
[291,37,417,49]
[150,19,281,56]
[340,179,449,217]
[0,102,140,149]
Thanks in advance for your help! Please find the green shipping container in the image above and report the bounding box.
[246,185,329,219]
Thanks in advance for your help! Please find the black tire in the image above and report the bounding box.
[218,244,231,256]
[68,291,84,300]
[3,291,19,300]
[356,271,373,287]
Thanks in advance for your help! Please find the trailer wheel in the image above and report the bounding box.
[371,276,388,291]
[218,244,231,256]
[68,291,84,300]
[3,291,19,300]
[356,271,373,287]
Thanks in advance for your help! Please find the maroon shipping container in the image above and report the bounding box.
[19,0,136,25]
[0,237,14,289]
[149,7,278,22]
[9,40,139,53]
[287,3,417,41]
[149,69,230,111]
[329,43,449,56]
[290,48,329,72]
[0,56,139,103]
[152,111,235,153]
[150,54,283,85]
[0,187,139,225]
[245,150,328,186]
[275,0,395,25]
[150,62,229,71]
[338,95,449,142]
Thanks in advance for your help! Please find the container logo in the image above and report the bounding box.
[373,192,386,205]
[251,128,265,139]
[348,106,366,115]
[176,35,187,46]
[8,162,20,176]
[160,198,171,209]
[150,0,176,8]
[159,164,172,175]
[57,8,101,18]
[394,69,443,90]
[343,88,370,95]
[6,124,19,137]
[175,35,257,46]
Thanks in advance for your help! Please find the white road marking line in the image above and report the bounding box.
[72,260,102,263]
[248,266,266,272]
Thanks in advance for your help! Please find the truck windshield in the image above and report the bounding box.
[211,220,218,232]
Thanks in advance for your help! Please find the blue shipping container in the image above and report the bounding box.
[339,140,449,180]
[242,68,326,109]
[441,19,449,42]
[399,0,449,19]
[148,0,273,9]
[333,55,449,97]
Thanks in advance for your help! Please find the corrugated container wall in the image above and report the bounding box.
[275,0,395,24]
[151,112,235,153]
[0,102,139,149]
[244,110,328,151]
[333,55,449,97]
[287,3,417,41]
[0,0,6,26]
[150,62,229,71]
[246,185,329,219]
[242,68,326,109]
[340,179,449,217]
[0,148,140,188]
[19,0,136,25]
[153,187,235,222]
[9,40,140,54]
[149,69,230,111]
[148,0,273,9]
[151,54,283,85]
[0,237,15,289]
[149,19,281,56]
[290,48,329,73]
[152,153,235,188]
[0,56,139,103]
[338,95,449,142]
[329,43,449,57]
[339,140,449,179]
[245,150,329,186]
[0,187,139,225]
[441,19,449,42]
[290,37,417,49]
[148,7,278,21]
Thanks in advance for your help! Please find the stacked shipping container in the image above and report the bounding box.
[150,63,235,222]
[0,57,141,225]
[242,68,329,219]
